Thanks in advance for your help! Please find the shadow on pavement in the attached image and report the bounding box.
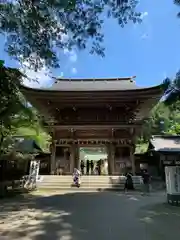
[0,191,179,240]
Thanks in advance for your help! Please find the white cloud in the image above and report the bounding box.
[63,48,77,62]
[61,33,69,43]
[71,67,77,75]
[141,33,148,39]
[141,11,148,19]
[22,69,52,88]
[59,71,64,77]
[20,59,53,88]
[63,48,69,55]
[69,51,77,62]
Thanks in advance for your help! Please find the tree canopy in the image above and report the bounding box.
[0,61,35,153]
[140,100,180,144]
[0,0,142,69]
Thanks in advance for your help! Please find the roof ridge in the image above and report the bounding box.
[152,135,180,138]
[53,76,136,83]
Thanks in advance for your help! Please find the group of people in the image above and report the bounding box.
[73,165,151,194]
[80,159,102,175]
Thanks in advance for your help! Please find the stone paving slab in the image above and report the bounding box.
[0,190,179,240]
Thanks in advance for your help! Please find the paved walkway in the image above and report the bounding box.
[0,191,180,239]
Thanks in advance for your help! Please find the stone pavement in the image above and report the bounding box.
[0,190,180,240]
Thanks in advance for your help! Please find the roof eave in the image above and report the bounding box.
[20,83,164,95]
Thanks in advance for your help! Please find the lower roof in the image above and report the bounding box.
[150,135,180,152]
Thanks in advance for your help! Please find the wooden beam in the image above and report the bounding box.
[47,124,142,130]
[56,138,133,145]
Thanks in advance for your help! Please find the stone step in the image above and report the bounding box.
[41,176,116,180]
[38,184,141,190]
[38,183,141,189]
[39,176,141,181]
[39,175,141,178]
[37,181,141,187]
[38,187,126,191]
[40,179,126,184]
[38,181,141,185]
[38,184,132,187]
[36,175,142,191]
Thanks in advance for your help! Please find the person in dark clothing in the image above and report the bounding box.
[97,160,101,175]
[90,160,94,175]
[86,160,90,175]
[124,172,134,192]
[80,160,85,175]
[141,169,151,195]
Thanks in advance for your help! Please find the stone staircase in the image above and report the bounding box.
[37,175,142,191]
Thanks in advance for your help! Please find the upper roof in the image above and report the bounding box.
[50,77,139,91]
[21,77,163,93]
[20,77,164,120]
[150,135,180,152]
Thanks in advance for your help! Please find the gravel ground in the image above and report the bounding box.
[0,190,180,240]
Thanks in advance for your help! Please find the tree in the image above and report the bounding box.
[0,61,34,153]
[139,100,180,142]
[0,0,142,70]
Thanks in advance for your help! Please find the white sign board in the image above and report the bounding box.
[165,166,180,195]
[29,160,40,181]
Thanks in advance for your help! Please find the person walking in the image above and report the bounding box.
[80,160,85,175]
[141,169,151,195]
[86,160,90,175]
[97,160,101,175]
[90,160,94,175]
[124,171,134,193]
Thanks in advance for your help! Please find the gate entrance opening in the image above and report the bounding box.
[79,147,108,175]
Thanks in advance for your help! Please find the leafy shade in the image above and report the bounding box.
[0,0,142,69]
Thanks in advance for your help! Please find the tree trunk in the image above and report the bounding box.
[0,132,4,153]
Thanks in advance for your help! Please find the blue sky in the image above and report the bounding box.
[1,0,180,87]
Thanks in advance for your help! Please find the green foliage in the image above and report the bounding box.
[140,100,180,142]
[0,0,142,69]
[15,124,51,152]
[0,62,36,153]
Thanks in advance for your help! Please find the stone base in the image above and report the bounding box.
[167,193,180,206]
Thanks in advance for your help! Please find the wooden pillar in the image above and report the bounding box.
[75,146,80,169]
[111,144,115,175]
[70,144,75,174]
[107,143,115,175]
[130,145,135,175]
[50,140,56,175]
[107,144,111,175]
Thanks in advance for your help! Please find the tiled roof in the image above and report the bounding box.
[13,138,42,153]
[49,78,139,91]
[150,135,180,152]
